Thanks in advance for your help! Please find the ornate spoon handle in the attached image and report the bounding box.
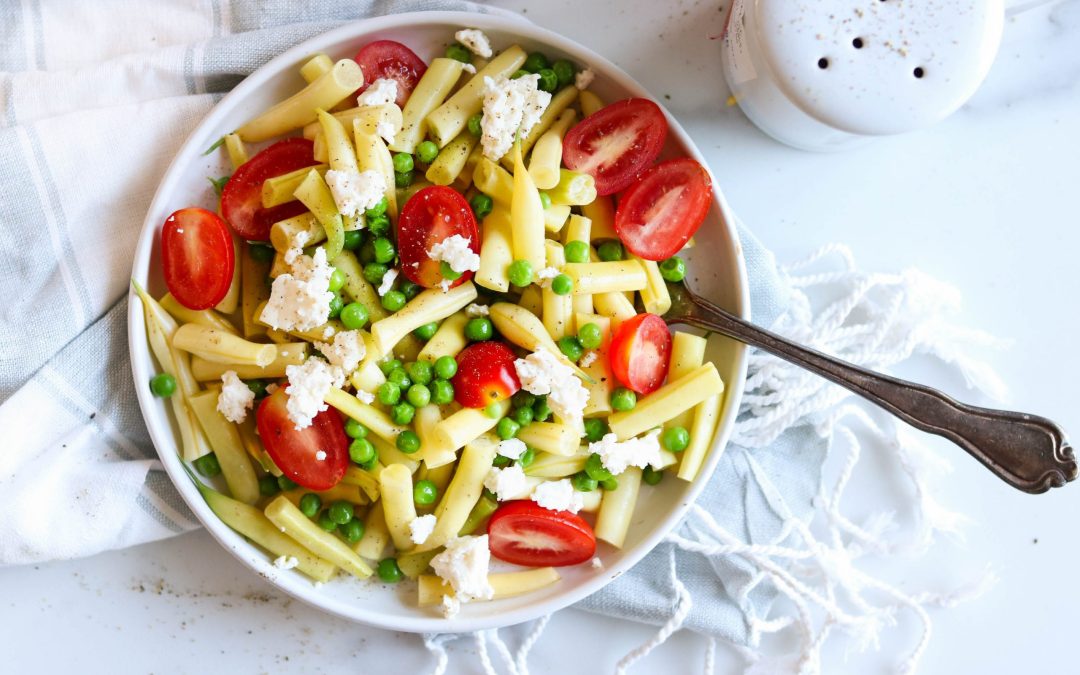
[667,284,1076,494]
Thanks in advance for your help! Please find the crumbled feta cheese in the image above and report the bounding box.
[441,594,461,619]
[409,514,437,545]
[431,535,495,603]
[260,247,335,332]
[355,389,375,405]
[514,350,589,426]
[428,234,480,275]
[579,350,598,368]
[315,330,366,375]
[322,325,335,339]
[376,120,396,145]
[315,450,327,461]
[357,78,398,107]
[496,438,527,460]
[325,168,386,218]
[483,464,530,501]
[590,431,663,476]
[466,303,489,317]
[590,556,604,570]
[217,370,254,423]
[455,28,493,58]
[531,479,584,514]
[285,231,310,265]
[480,74,551,161]
[575,68,595,90]
[438,279,453,293]
[284,357,343,430]
[462,63,476,74]
[273,555,299,570]
[535,266,560,289]
[377,268,399,297]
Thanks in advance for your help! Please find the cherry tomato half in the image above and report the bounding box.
[255,388,348,491]
[220,138,316,241]
[353,40,428,108]
[397,185,480,289]
[608,313,672,395]
[561,98,668,196]
[160,207,235,310]
[614,157,713,261]
[452,342,521,408]
[487,500,597,567]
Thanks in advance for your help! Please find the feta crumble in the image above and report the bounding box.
[590,430,663,476]
[496,437,527,460]
[430,535,495,604]
[273,555,299,570]
[462,63,477,74]
[315,330,366,375]
[483,464,530,501]
[356,389,375,405]
[455,28,493,58]
[284,357,344,429]
[531,478,584,514]
[535,266,560,289]
[260,247,335,332]
[480,74,551,161]
[575,68,595,90]
[409,514,438,545]
[217,370,254,423]
[376,119,397,146]
[579,350,598,368]
[514,350,589,426]
[356,78,398,107]
[465,303,489,317]
[377,268,399,297]
[428,234,481,275]
[325,169,386,218]
[284,230,310,265]
[315,450,327,461]
[441,594,461,619]
[590,556,604,570]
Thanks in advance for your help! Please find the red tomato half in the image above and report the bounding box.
[562,98,668,196]
[608,313,672,395]
[220,138,316,241]
[397,185,480,289]
[354,40,427,107]
[255,388,348,491]
[487,501,597,567]
[614,158,713,261]
[161,207,235,310]
[452,342,521,408]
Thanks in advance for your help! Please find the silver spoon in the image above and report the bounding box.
[664,282,1076,494]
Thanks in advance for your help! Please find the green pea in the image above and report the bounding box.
[193,453,221,477]
[417,140,439,164]
[508,259,534,287]
[583,418,609,443]
[400,279,422,300]
[413,479,438,506]
[510,69,530,79]
[392,152,414,174]
[299,493,322,518]
[388,368,411,389]
[533,398,552,422]
[328,294,344,319]
[328,267,346,293]
[149,373,177,398]
[406,360,434,385]
[381,290,407,312]
[345,418,369,439]
[277,475,298,491]
[467,113,483,136]
[564,240,589,263]
[661,426,690,453]
[366,213,390,237]
[571,472,598,492]
[328,501,354,525]
[659,256,686,283]
[523,51,549,73]
[413,321,438,340]
[445,42,472,63]
[512,390,537,409]
[394,170,413,189]
[339,519,365,543]
[365,195,389,218]
[396,429,422,454]
[512,405,533,426]
[377,381,401,406]
[258,475,281,497]
[643,466,664,485]
[537,68,558,92]
[434,355,458,380]
[431,379,455,405]
[600,476,619,491]
[496,417,520,440]
[470,192,494,219]
[492,454,511,467]
[349,438,376,465]
[362,262,388,285]
[585,453,613,481]
[550,274,573,296]
[465,317,494,341]
[377,558,404,583]
[558,336,584,362]
[484,403,502,419]
[611,387,637,411]
[406,383,431,407]
[517,446,536,468]
[538,191,552,209]
[359,240,376,264]
[439,260,462,281]
[578,322,602,350]
[391,402,416,425]
[249,243,275,263]
[372,237,396,264]
[340,302,370,329]
[552,59,575,87]
[343,229,364,251]
[597,240,624,262]
[379,358,402,376]
[317,511,337,532]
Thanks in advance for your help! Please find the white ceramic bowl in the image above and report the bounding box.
[128,10,750,633]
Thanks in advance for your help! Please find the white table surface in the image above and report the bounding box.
[5,1,1079,673]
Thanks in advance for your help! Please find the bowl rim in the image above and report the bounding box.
[127,9,751,634]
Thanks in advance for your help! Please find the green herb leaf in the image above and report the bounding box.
[202,135,226,155]
[208,175,230,196]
